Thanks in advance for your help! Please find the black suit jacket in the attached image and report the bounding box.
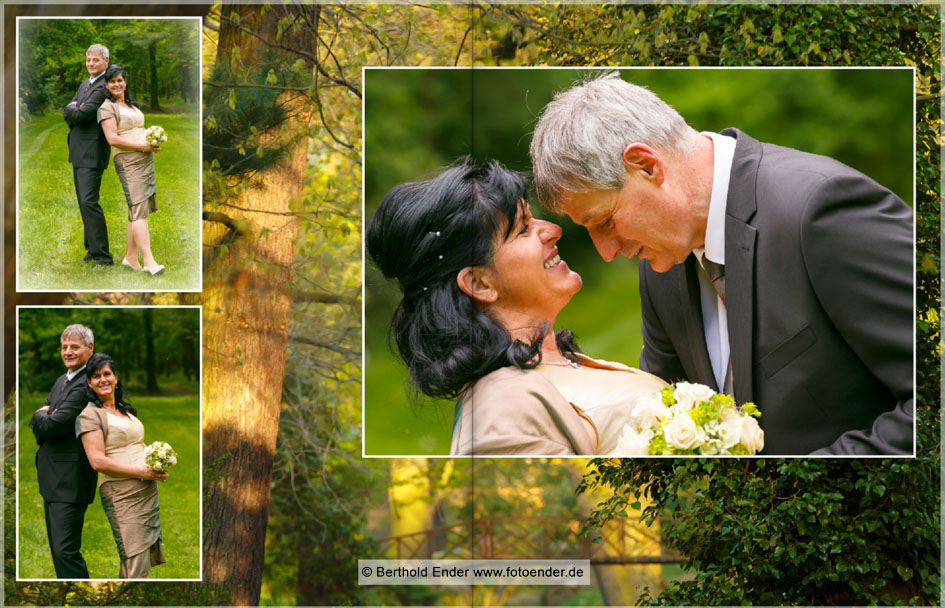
[30,368,97,503]
[639,129,914,455]
[63,76,110,169]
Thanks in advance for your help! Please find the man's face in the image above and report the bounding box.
[86,51,108,78]
[61,336,93,372]
[556,173,692,273]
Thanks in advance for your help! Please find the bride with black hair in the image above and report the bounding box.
[367,158,666,455]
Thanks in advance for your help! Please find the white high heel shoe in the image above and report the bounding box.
[145,264,165,276]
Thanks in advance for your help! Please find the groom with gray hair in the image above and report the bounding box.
[64,43,113,267]
[530,71,914,455]
[30,324,98,578]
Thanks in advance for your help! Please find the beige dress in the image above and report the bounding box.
[450,354,667,455]
[76,405,165,579]
[97,99,158,221]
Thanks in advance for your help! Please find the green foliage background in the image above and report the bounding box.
[17,306,200,397]
[364,67,913,456]
[17,18,200,116]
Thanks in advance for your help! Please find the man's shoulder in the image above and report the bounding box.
[728,128,868,185]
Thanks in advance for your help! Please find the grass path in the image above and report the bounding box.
[17,112,201,292]
[17,394,201,580]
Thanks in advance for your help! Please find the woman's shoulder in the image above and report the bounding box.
[452,366,596,455]
[76,403,106,433]
[576,353,668,386]
[464,366,558,400]
[97,99,117,120]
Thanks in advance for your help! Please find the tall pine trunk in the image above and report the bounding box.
[201,5,309,604]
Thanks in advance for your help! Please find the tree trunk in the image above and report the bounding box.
[201,5,308,605]
[388,459,434,558]
[144,307,158,392]
[148,41,161,112]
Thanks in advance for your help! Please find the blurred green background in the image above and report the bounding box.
[364,67,914,456]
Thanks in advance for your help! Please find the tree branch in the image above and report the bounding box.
[293,288,359,306]
[202,211,254,237]
[290,335,361,360]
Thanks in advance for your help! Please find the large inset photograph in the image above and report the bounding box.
[363,67,916,458]
[16,17,201,292]
[16,306,201,581]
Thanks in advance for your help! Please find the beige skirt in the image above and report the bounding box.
[113,151,158,221]
[99,478,165,578]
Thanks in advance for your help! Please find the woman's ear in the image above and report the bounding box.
[622,143,665,185]
[457,266,498,304]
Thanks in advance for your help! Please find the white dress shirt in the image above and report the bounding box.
[693,131,736,391]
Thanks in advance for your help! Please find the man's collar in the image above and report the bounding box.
[66,364,87,382]
[89,72,105,85]
[701,131,737,265]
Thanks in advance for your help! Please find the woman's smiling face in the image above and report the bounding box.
[486,201,583,323]
[106,73,126,99]
[88,363,117,401]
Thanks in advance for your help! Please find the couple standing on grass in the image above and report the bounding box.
[29,324,168,579]
[66,43,165,275]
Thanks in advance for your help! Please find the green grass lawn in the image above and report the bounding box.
[17,394,201,580]
[17,112,201,292]
[364,255,644,456]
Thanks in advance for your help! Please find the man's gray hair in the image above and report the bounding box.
[61,324,94,346]
[86,44,109,60]
[530,70,698,211]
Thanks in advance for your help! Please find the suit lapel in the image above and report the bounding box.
[726,222,757,402]
[722,128,762,403]
[49,375,68,413]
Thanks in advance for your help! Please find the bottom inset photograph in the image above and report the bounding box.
[16,306,201,581]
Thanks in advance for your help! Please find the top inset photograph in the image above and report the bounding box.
[16,17,202,292]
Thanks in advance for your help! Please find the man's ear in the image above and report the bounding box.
[622,143,665,185]
[457,267,498,304]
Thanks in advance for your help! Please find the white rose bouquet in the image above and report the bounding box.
[615,382,763,456]
[144,441,178,471]
[144,125,167,148]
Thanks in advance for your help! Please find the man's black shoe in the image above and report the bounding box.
[80,254,93,263]
[92,260,114,268]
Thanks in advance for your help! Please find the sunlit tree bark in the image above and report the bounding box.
[201,4,309,604]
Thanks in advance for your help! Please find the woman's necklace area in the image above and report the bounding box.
[541,355,582,368]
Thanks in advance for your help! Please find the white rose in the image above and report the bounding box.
[157,450,166,459]
[672,382,716,412]
[718,404,740,422]
[719,418,743,449]
[153,461,163,470]
[614,425,652,456]
[632,394,671,429]
[739,417,765,453]
[168,455,178,465]
[663,413,700,450]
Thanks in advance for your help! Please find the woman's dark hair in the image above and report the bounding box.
[85,353,137,416]
[103,64,140,110]
[366,158,579,400]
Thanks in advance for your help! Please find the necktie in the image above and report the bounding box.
[702,258,733,394]
[702,258,726,305]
